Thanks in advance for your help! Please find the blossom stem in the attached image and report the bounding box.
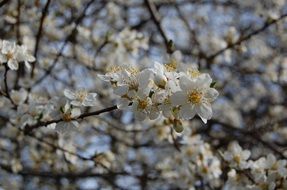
[24,105,118,134]
[3,64,11,99]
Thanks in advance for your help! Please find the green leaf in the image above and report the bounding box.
[210,81,216,88]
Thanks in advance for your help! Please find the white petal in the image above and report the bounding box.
[114,85,128,96]
[197,74,212,88]
[71,100,82,106]
[172,50,182,61]
[159,104,172,118]
[179,75,195,91]
[86,93,97,100]
[71,108,81,118]
[25,61,31,70]
[138,69,152,89]
[98,74,110,82]
[27,55,36,62]
[205,88,219,102]
[8,59,19,70]
[171,91,187,106]
[55,122,68,134]
[153,61,165,74]
[242,150,251,160]
[149,107,160,120]
[179,104,196,119]
[82,100,97,107]
[134,111,146,121]
[117,98,130,109]
[64,89,76,99]
[196,102,212,122]
[2,41,15,54]
[0,53,7,63]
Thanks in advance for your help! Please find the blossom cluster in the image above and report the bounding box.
[3,87,97,135]
[99,51,218,131]
[0,39,35,70]
[50,89,98,134]
[157,135,222,189]
[223,141,287,190]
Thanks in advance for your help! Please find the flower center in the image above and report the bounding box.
[128,81,138,91]
[76,91,87,102]
[126,67,139,76]
[107,65,122,73]
[62,113,72,122]
[188,91,202,104]
[164,59,177,72]
[233,155,241,164]
[187,68,200,78]
[6,51,14,60]
[137,99,148,110]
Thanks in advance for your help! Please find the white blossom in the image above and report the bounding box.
[0,40,35,70]
[64,89,97,106]
[50,97,81,134]
[171,74,218,123]
[223,141,251,169]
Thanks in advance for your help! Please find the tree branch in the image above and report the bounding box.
[24,105,118,133]
[144,0,170,51]
[207,13,287,61]
[31,0,52,77]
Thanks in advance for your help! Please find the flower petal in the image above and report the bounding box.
[179,75,194,91]
[64,89,76,99]
[205,88,219,102]
[171,91,187,106]
[8,59,18,70]
[179,104,196,120]
[196,102,212,123]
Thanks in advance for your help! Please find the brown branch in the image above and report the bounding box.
[207,13,287,61]
[210,119,287,159]
[3,64,10,99]
[0,0,10,8]
[31,0,52,77]
[31,0,98,87]
[144,0,170,51]
[0,163,112,178]
[24,105,118,134]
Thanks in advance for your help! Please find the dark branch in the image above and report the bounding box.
[24,105,118,133]
[31,0,52,77]
[207,13,287,61]
[144,0,170,51]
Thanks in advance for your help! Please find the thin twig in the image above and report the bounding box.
[3,64,11,99]
[24,105,118,133]
[144,0,170,51]
[31,0,98,87]
[207,13,287,61]
[31,0,52,77]
[0,0,10,8]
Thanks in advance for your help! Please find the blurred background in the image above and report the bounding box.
[0,0,287,189]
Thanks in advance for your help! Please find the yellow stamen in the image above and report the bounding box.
[188,68,200,78]
[128,81,138,91]
[233,155,241,164]
[6,52,14,60]
[76,90,87,102]
[188,91,202,104]
[62,113,72,122]
[137,99,148,110]
[126,67,139,76]
[164,59,177,72]
[106,66,122,73]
